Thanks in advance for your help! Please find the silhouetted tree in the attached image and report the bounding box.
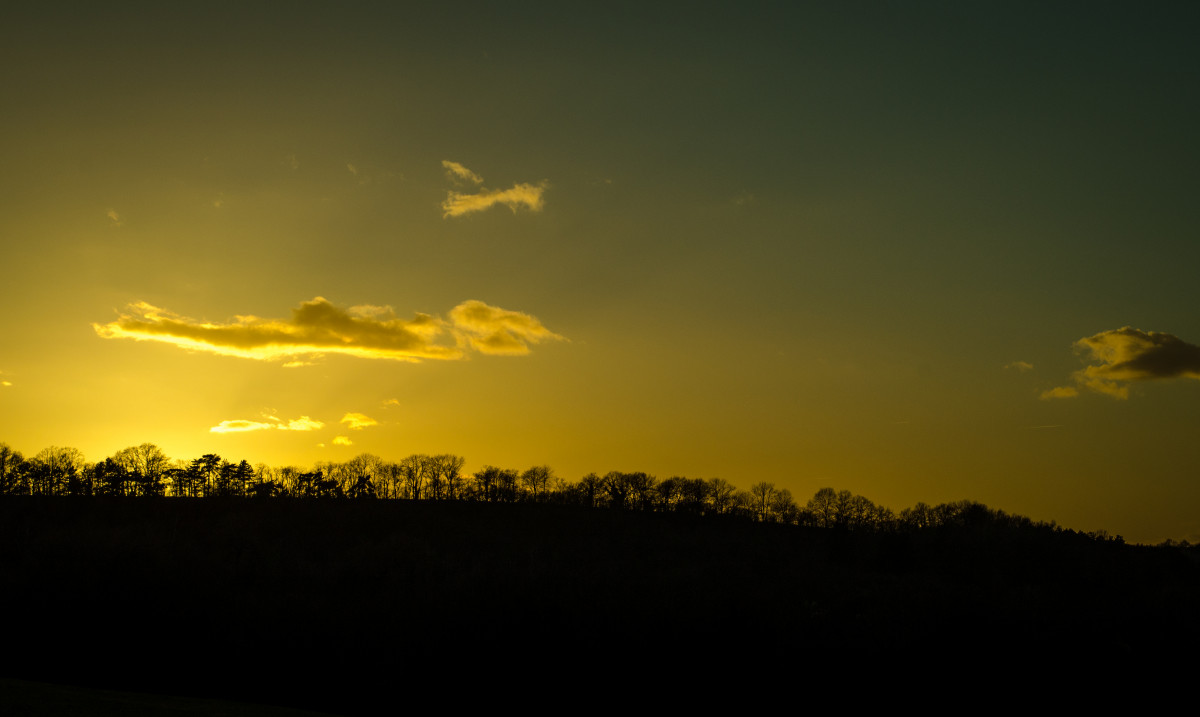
[520,465,554,502]
[576,472,604,508]
[0,443,27,495]
[29,446,86,496]
[113,443,170,497]
[706,478,737,515]
[750,481,776,522]
[344,454,382,499]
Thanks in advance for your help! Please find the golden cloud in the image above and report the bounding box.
[1044,327,1200,399]
[341,412,378,430]
[95,297,562,363]
[333,436,353,446]
[443,183,547,218]
[440,161,546,218]
[449,300,565,355]
[211,415,325,433]
[442,160,484,185]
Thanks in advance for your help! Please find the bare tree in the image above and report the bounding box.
[0,443,27,495]
[113,443,171,496]
[520,465,554,502]
[750,482,776,521]
[29,446,86,496]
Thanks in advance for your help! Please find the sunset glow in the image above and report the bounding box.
[2,3,1199,544]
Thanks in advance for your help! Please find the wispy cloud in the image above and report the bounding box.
[210,415,325,434]
[440,161,547,218]
[1039,386,1079,400]
[1043,327,1200,399]
[1005,361,1034,372]
[449,300,566,355]
[95,297,563,363]
[341,412,378,430]
[106,210,123,227]
[442,160,484,185]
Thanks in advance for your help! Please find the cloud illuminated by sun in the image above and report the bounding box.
[1042,327,1200,399]
[210,415,325,434]
[95,297,563,363]
[341,412,378,430]
[440,160,547,218]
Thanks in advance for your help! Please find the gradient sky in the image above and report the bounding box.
[3,3,1199,543]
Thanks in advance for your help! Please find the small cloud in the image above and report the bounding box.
[449,300,566,355]
[347,163,358,176]
[95,297,563,364]
[1047,327,1200,399]
[2,381,12,387]
[440,161,547,218]
[211,419,276,434]
[1040,386,1079,400]
[283,416,324,431]
[210,414,324,433]
[333,436,353,446]
[382,398,401,407]
[106,210,123,227]
[443,182,547,218]
[282,359,318,368]
[1005,361,1034,372]
[442,160,484,185]
[341,412,378,430]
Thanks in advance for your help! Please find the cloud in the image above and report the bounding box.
[341,412,378,430]
[382,398,401,407]
[210,419,276,434]
[442,160,484,185]
[106,210,122,227]
[281,416,324,431]
[449,300,565,355]
[210,415,325,433]
[1039,386,1079,400]
[443,183,548,218]
[333,436,353,446]
[1044,327,1200,399]
[95,297,562,364]
[1005,361,1034,372]
[440,161,547,218]
[2,381,12,388]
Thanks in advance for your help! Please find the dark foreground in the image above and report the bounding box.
[2,497,1198,712]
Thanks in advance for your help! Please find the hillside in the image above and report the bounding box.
[2,497,1198,712]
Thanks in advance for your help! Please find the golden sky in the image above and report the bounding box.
[2,3,1200,542]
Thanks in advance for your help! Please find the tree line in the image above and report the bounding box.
[0,441,1125,540]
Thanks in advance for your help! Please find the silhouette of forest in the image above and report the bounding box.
[3,440,1199,713]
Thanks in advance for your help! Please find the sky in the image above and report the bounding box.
[2,2,1199,543]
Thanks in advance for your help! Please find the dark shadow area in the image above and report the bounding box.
[2,497,1198,712]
